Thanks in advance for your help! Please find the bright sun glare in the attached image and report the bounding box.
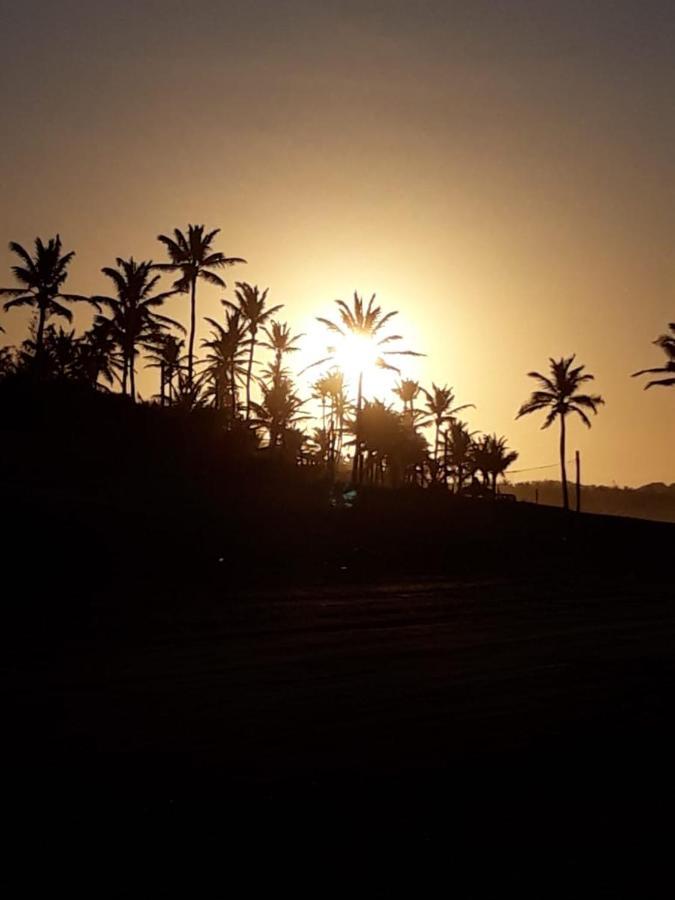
[331,332,380,385]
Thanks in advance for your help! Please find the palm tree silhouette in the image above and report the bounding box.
[312,375,332,436]
[517,356,604,511]
[201,310,249,415]
[145,333,186,406]
[250,376,308,448]
[632,322,675,389]
[260,320,304,370]
[445,420,476,494]
[78,319,121,390]
[155,226,245,389]
[393,378,420,412]
[471,434,518,495]
[0,236,92,369]
[224,283,283,420]
[93,258,183,402]
[315,293,421,483]
[420,384,474,478]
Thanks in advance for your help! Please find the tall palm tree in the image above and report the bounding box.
[632,322,675,389]
[315,293,422,483]
[420,384,474,476]
[155,225,245,389]
[0,236,92,367]
[93,258,183,402]
[224,283,283,419]
[516,355,604,511]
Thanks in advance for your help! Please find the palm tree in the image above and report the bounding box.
[78,319,121,390]
[517,356,604,511]
[260,320,304,371]
[0,236,92,368]
[316,293,422,483]
[477,434,519,495]
[145,333,186,405]
[93,258,183,402]
[393,379,420,416]
[201,310,249,415]
[632,322,675,389]
[445,421,476,495]
[420,384,474,478]
[224,283,283,419]
[250,376,308,449]
[155,225,245,389]
[312,374,332,435]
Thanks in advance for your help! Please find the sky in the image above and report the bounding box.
[1,0,673,486]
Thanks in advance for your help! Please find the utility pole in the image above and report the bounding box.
[575,450,581,513]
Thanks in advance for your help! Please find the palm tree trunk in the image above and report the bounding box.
[122,354,129,397]
[245,329,256,420]
[160,363,166,407]
[129,346,136,403]
[351,370,363,485]
[560,413,569,511]
[230,359,237,421]
[187,276,197,389]
[35,302,47,370]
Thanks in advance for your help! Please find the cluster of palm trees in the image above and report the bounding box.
[1,226,672,508]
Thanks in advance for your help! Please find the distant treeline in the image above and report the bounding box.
[510,481,675,524]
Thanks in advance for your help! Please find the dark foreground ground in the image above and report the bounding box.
[3,508,675,891]
[3,385,674,890]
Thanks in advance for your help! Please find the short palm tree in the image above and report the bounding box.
[471,434,519,495]
[224,283,283,419]
[201,310,249,414]
[445,420,476,494]
[392,379,422,430]
[145,333,186,405]
[78,318,121,390]
[93,258,183,401]
[420,384,474,473]
[260,320,304,369]
[250,376,309,448]
[517,355,604,511]
[155,225,245,388]
[632,322,675,389]
[0,236,92,367]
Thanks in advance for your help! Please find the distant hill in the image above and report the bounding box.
[508,480,675,523]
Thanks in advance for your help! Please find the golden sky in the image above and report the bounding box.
[1,1,673,485]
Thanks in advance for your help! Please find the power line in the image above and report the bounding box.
[509,460,574,475]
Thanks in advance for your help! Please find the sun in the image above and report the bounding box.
[331,331,381,386]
